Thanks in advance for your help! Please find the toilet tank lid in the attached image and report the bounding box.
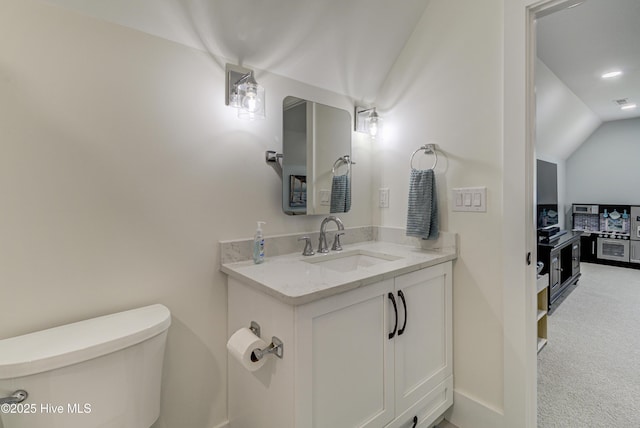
[0,304,171,379]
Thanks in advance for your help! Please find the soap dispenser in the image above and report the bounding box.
[253,221,266,264]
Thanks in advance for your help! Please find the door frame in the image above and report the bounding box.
[503,1,579,427]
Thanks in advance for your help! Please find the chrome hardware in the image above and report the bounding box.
[331,155,356,176]
[318,216,344,253]
[251,336,284,361]
[298,236,315,256]
[265,150,283,179]
[410,144,438,170]
[250,321,261,338]
[246,321,283,361]
[0,390,28,405]
[331,232,345,251]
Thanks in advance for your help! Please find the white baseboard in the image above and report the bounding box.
[220,390,498,428]
[446,389,503,428]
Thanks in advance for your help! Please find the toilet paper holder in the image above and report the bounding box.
[249,321,284,361]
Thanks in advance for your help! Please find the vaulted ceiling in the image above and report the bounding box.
[535,0,640,160]
[36,0,640,163]
[39,0,431,104]
[537,0,640,123]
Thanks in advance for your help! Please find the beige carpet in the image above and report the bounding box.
[537,262,640,427]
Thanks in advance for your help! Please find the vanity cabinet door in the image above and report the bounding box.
[393,262,453,417]
[295,279,395,428]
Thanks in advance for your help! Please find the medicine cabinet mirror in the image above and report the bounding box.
[282,96,352,215]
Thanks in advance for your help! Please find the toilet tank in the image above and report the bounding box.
[0,304,171,428]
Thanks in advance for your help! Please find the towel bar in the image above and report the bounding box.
[332,155,355,176]
[410,144,438,170]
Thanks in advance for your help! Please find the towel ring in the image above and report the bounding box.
[332,155,355,176]
[410,144,437,170]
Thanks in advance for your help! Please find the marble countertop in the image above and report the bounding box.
[221,241,456,305]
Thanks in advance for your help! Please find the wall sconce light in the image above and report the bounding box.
[225,63,265,120]
[354,106,383,139]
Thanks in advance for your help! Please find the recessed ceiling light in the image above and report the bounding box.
[602,70,623,79]
[621,104,637,110]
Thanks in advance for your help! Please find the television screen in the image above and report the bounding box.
[537,160,557,205]
[537,160,558,228]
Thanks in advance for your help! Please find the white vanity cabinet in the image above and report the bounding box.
[227,261,453,428]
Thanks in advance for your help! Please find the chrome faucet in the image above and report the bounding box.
[318,216,345,253]
[298,236,315,256]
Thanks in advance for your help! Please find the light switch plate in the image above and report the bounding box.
[452,187,487,212]
[379,188,390,208]
[320,189,331,206]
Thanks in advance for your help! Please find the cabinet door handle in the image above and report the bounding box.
[388,292,398,339]
[397,290,408,336]
[592,242,595,255]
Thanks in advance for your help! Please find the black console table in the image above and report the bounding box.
[537,231,581,309]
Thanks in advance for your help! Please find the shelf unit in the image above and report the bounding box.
[536,274,548,352]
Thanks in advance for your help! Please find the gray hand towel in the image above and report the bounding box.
[330,175,351,213]
[406,169,439,240]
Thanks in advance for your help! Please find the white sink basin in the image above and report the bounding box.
[304,249,401,272]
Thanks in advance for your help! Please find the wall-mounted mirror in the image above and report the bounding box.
[282,96,352,215]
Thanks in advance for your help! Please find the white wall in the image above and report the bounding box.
[375,0,505,425]
[566,118,640,205]
[0,1,372,427]
[0,1,551,427]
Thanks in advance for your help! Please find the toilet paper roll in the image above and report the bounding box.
[226,327,268,372]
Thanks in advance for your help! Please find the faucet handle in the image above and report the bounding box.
[298,236,315,256]
[331,232,345,251]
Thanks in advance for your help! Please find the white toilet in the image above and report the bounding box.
[0,304,171,428]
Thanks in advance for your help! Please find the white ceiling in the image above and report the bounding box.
[39,0,431,103]
[537,0,640,122]
[29,0,640,122]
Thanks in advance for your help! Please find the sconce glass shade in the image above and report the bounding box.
[239,81,264,112]
[355,106,382,139]
[237,81,265,120]
[225,63,266,120]
[228,88,243,108]
[366,109,382,139]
